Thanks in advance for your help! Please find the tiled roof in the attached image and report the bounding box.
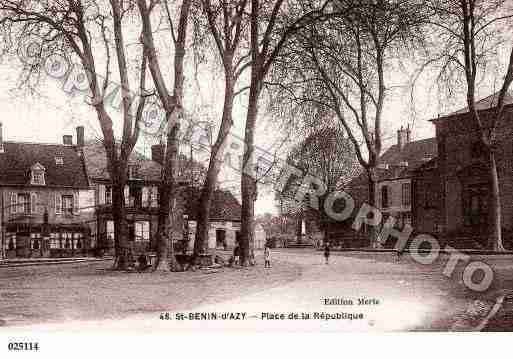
[185,189,242,222]
[349,137,438,185]
[83,142,162,182]
[379,137,438,170]
[83,142,205,184]
[0,142,89,188]
[450,91,513,115]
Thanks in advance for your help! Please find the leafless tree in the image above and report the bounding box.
[0,0,149,269]
[137,0,192,271]
[191,0,250,262]
[419,0,513,250]
[279,125,360,241]
[238,0,339,266]
[268,0,427,247]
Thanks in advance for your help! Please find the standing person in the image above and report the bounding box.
[264,246,271,268]
[233,244,240,266]
[324,243,330,265]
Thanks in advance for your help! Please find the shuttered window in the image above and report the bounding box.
[124,185,129,206]
[31,193,38,213]
[151,187,159,207]
[381,186,389,209]
[142,187,149,207]
[98,184,106,205]
[55,193,62,214]
[10,192,17,214]
[402,183,411,207]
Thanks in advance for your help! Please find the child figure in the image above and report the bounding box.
[324,243,330,264]
[264,246,271,268]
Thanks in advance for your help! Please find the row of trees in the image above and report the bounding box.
[1,0,512,271]
[0,0,332,269]
[273,0,513,250]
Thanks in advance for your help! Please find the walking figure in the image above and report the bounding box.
[264,246,271,268]
[233,245,240,266]
[324,243,330,264]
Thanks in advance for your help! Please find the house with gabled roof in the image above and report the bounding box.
[0,124,95,259]
[83,140,243,256]
[184,188,243,251]
[307,125,438,248]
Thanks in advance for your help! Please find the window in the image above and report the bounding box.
[135,221,150,241]
[381,186,389,209]
[30,163,46,185]
[55,156,64,165]
[402,183,411,207]
[462,185,488,226]
[31,233,41,250]
[62,232,72,249]
[6,234,16,251]
[150,186,158,207]
[32,172,44,184]
[62,195,74,215]
[50,233,61,249]
[18,193,31,214]
[128,165,139,179]
[106,221,115,240]
[105,186,112,205]
[142,187,150,207]
[128,186,142,208]
[403,212,412,227]
[471,141,485,159]
[73,233,83,249]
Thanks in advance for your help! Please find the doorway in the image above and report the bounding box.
[216,229,226,249]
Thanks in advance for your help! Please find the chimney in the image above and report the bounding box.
[0,122,4,153]
[397,125,410,150]
[63,135,73,146]
[76,126,84,148]
[151,144,164,165]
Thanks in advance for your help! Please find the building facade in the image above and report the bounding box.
[0,124,94,258]
[84,142,243,256]
[414,93,513,249]
[306,126,437,248]
[83,142,163,256]
[184,189,242,251]
[0,122,249,259]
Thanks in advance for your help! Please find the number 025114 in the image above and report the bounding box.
[8,342,39,351]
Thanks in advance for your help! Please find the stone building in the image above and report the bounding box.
[184,188,242,251]
[0,124,94,258]
[414,92,513,249]
[306,126,437,248]
[83,141,164,256]
[84,141,243,256]
[0,122,247,258]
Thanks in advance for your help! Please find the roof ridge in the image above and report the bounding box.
[4,140,77,147]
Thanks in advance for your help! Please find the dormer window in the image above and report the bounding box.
[128,165,139,179]
[30,163,46,186]
[55,156,64,165]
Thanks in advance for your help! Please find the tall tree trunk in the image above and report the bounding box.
[154,114,181,271]
[240,78,260,267]
[296,212,302,244]
[112,177,131,270]
[488,150,504,251]
[194,71,235,258]
[366,169,379,248]
[137,0,191,271]
[104,138,131,270]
